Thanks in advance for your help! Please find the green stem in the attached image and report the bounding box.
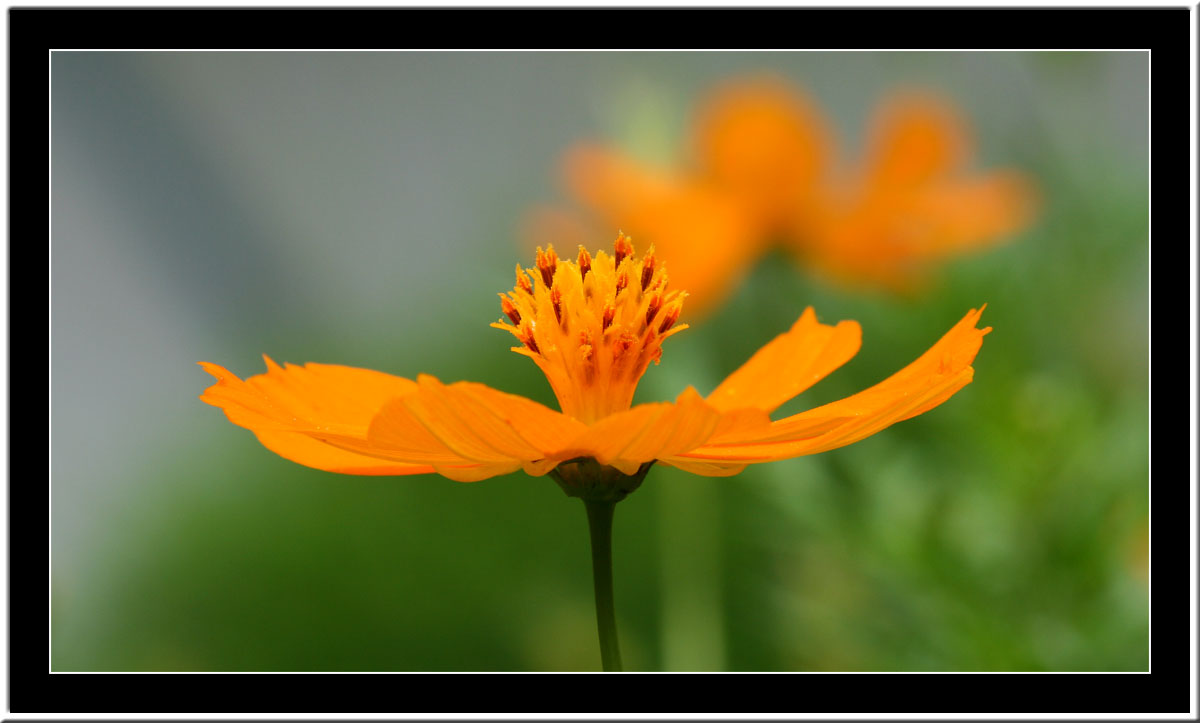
[583,498,623,672]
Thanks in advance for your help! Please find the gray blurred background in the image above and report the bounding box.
[52,52,1147,671]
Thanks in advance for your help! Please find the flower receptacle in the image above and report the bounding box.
[549,458,654,503]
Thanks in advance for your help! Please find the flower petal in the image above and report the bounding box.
[706,307,862,414]
[658,457,748,477]
[863,92,970,188]
[609,387,724,465]
[908,171,1039,256]
[200,358,417,430]
[802,169,1039,292]
[198,359,434,475]
[252,430,434,477]
[673,307,990,464]
[692,77,832,225]
[360,375,586,477]
[563,144,678,221]
[549,387,723,475]
[457,382,590,454]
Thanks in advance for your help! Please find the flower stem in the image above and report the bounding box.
[583,498,623,672]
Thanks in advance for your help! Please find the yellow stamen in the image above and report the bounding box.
[614,232,633,266]
[578,247,593,281]
[500,296,521,325]
[492,233,689,424]
[536,246,559,288]
[515,264,533,296]
[640,250,656,291]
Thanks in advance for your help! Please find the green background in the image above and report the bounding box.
[51,51,1147,671]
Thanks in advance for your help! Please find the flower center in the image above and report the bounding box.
[492,233,688,424]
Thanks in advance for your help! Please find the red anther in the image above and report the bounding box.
[640,252,656,291]
[578,247,592,281]
[658,306,681,334]
[516,265,533,295]
[645,293,663,326]
[602,303,616,331]
[501,296,521,325]
[520,320,540,355]
[615,271,629,295]
[535,246,558,288]
[551,286,563,324]
[614,233,633,267]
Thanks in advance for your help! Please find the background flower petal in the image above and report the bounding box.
[908,171,1040,256]
[862,92,971,188]
[692,76,832,226]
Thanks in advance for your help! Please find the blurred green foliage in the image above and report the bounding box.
[52,52,1147,671]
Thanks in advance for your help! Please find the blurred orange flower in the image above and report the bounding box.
[201,234,990,484]
[528,77,1037,313]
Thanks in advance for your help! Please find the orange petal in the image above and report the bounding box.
[792,367,977,455]
[658,457,748,477]
[674,307,989,463]
[550,387,723,475]
[691,77,832,225]
[706,406,773,440]
[458,381,590,454]
[363,375,585,472]
[562,144,765,315]
[793,94,1035,292]
[253,430,434,477]
[806,170,1037,287]
[201,359,393,432]
[706,307,862,414]
[671,415,851,463]
[199,360,434,476]
[562,144,679,220]
[906,171,1039,256]
[863,92,971,189]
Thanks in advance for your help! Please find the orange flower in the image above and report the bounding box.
[200,234,990,489]
[796,92,1038,291]
[532,77,1036,311]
